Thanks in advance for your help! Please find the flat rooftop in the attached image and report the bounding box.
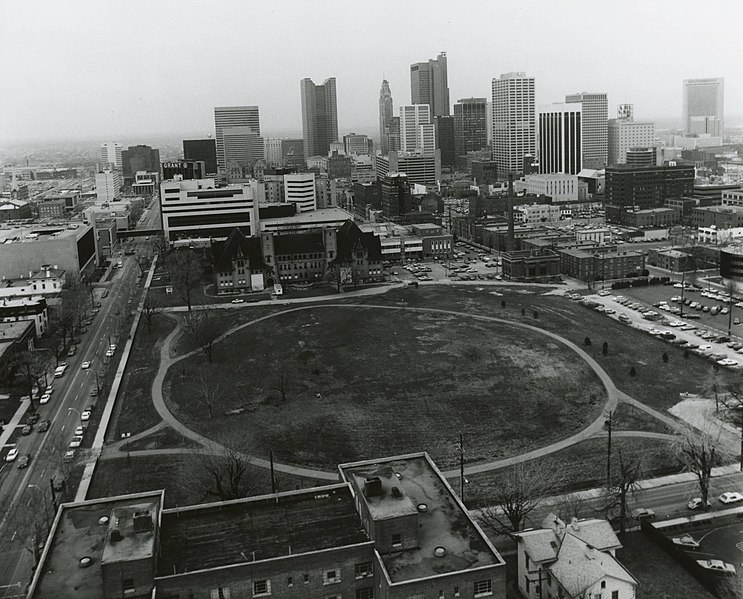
[261,207,353,227]
[156,484,369,576]
[31,491,163,599]
[340,453,503,584]
[0,320,34,339]
[0,223,90,244]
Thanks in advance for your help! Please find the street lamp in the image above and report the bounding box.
[67,407,80,417]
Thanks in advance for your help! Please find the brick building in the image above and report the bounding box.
[501,248,561,282]
[557,248,645,281]
[29,454,506,599]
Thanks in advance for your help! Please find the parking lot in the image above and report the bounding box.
[667,516,743,572]
[390,242,503,284]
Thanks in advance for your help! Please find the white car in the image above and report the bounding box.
[231,298,245,304]
[718,359,739,367]
[81,410,91,421]
[69,436,83,448]
[697,559,736,574]
[81,361,91,370]
[719,492,743,504]
[109,344,117,351]
[40,393,51,404]
[5,448,19,462]
[74,426,85,436]
[105,350,114,358]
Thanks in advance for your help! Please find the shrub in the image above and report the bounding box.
[584,337,592,346]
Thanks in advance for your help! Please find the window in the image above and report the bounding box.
[325,595,342,599]
[122,578,135,595]
[356,589,373,599]
[287,576,293,587]
[453,587,460,597]
[474,579,492,597]
[210,589,231,599]
[304,573,310,584]
[601,581,606,589]
[611,592,619,599]
[253,579,271,596]
[323,569,340,585]
[391,533,402,548]
[354,562,372,578]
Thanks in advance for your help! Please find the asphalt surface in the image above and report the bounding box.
[0,201,160,597]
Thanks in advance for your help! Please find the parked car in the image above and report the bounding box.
[630,508,656,521]
[37,420,51,432]
[21,424,32,435]
[63,450,76,463]
[81,410,91,421]
[69,436,83,448]
[81,361,91,370]
[40,393,51,404]
[719,492,743,504]
[74,426,85,437]
[672,534,700,548]
[16,455,30,469]
[231,298,245,304]
[5,448,19,462]
[687,497,711,510]
[26,413,40,425]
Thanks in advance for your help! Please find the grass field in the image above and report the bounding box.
[165,303,607,470]
[105,313,177,440]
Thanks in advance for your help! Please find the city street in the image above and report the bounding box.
[0,204,158,597]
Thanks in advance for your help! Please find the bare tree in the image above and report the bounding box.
[604,445,643,533]
[166,248,204,312]
[326,264,355,292]
[141,294,164,332]
[184,306,219,362]
[478,460,564,537]
[10,351,49,412]
[271,363,292,402]
[702,366,722,414]
[197,370,223,420]
[676,425,730,507]
[0,488,54,566]
[552,492,588,522]
[184,447,269,502]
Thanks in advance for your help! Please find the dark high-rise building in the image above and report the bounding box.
[454,97,488,158]
[380,172,412,218]
[183,139,217,175]
[214,106,260,174]
[122,145,160,186]
[162,160,205,181]
[379,80,395,155]
[538,103,582,175]
[472,161,498,186]
[434,115,456,169]
[605,164,695,223]
[281,139,305,169]
[410,52,450,117]
[300,77,338,159]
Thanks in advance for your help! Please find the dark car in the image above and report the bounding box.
[26,413,40,425]
[17,455,30,469]
[21,424,32,435]
[38,420,51,432]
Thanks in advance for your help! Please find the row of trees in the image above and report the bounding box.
[478,422,732,538]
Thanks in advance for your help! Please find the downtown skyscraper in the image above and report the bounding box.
[300,77,338,159]
[683,77,724,137]
[410,52,450,117]
[379,80,395,155]
[565,92,607,169]
[538,103,582,175]
[491,72,536,175]
[454,98,488,157]
[214,106,261,174]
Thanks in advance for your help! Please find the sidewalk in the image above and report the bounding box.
[0,399,29,447]
[75,256,158,501]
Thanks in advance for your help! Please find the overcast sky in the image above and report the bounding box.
[1,0,741,145]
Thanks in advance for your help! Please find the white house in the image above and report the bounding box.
[514,515,637,599]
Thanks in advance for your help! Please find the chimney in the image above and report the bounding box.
[507,174,515,253]
[132,510,153,533]
[364,476,382,497]
[570,517,580,531]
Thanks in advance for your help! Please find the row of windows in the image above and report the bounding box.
[278,262,324,271]
[277,252,324,261]
[209,564,374,599]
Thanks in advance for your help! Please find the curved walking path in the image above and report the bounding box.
[130,301,683,481]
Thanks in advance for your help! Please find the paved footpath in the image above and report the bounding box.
[0,399,30,448]
[142,300,686,482]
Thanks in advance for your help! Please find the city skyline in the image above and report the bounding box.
[1,0,742,146]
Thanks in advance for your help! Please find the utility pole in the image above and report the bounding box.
[455,432,465,502]
[269,449,277,494]
[605,410,614,488]
[728,282,734,337]
[679,271,685,318]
